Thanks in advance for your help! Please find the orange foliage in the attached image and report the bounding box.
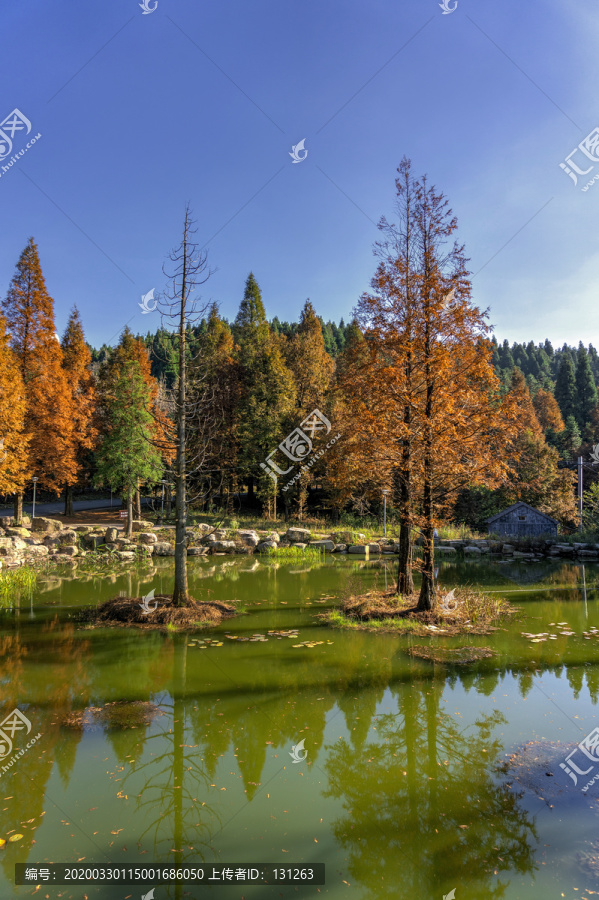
[533,387,565,433]
[0,313,29,493]
[1,238,77,493]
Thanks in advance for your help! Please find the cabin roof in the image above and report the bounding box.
[486,501,559,526]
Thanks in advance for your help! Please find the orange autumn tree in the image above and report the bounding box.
[0,312,29,496]
[282,300,335,520]
[328,321,394,527]
[347,159,519,610]
[61,306,98,515]
[533,387,565,435]
[497,369,576,523]
[1,238,77,522]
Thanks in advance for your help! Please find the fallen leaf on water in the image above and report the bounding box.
[8,834,23,842]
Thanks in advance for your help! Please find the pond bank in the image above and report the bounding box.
[0,514,597,570]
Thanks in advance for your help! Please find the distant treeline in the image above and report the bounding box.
[91,316,352,388]
[491,337,598,442]
[91,327,599,443]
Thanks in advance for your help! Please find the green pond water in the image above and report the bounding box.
[2,555,599,900]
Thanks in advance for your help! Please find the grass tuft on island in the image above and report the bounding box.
[77,594,238,631]
[321,586,515,636]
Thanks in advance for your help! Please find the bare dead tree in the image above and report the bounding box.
[159,205,217,605]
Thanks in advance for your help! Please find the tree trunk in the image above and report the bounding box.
[64,483,74,517]
[397,519,414,595]
[396,457,414,596]
[166,487,172,520]
[135,483,141,520]
[126,488,133,539]
[173,226,189,606]
[396,331,414,595]
[417,286,436,612]
[14,493,23,526]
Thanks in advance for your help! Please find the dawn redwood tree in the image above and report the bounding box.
[1,238,77,523]
[95,360,162,538]
[350,159,518,611]
[411,171,520,610]
[533,387,564,436]
[495,370,577,523]
[283,300,334,521]
[352,159,422,594]
[61,307,97,515]
[0,312,29,496]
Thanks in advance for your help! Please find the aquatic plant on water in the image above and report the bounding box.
[0,566,37,608]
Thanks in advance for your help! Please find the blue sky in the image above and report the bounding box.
[1,0,598,349]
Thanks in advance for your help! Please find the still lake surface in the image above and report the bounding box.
[1,555,599,899]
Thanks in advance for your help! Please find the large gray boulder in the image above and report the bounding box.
[238,530,259,548]
[348,543,381,554]
[138,532,158,545]
[286,527,311,543]
[211,541,236,552]
[188,547,209,556]
[105,527,118,543]
[26,545,49,558]
[61,545,78,557]
[309,540,335,552]
[257,540,277,553]
[31,517,62,534]
[5,527,30,538]
[153,542,175,556]
[132,519,153,533]
[0,537,25,555]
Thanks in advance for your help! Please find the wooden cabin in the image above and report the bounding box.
[486,502,558,539]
